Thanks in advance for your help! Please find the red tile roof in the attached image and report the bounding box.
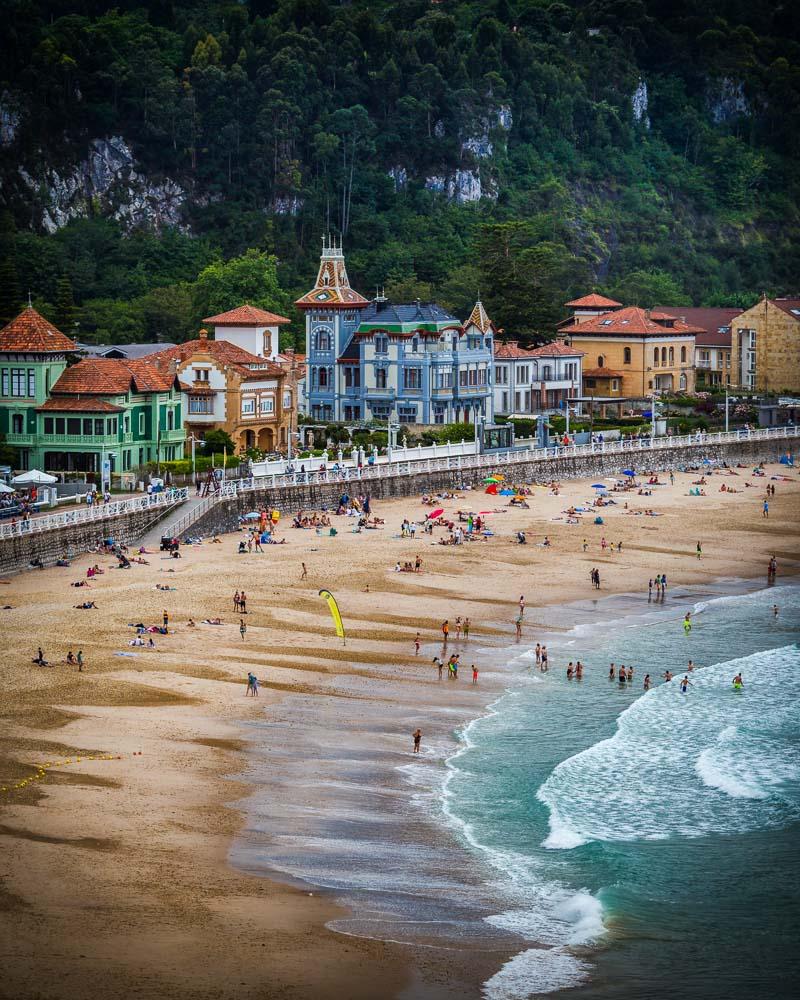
[50,358,179,395]
[203,304,290,326]
[653,307,739,346]
[147,337,285,379]
[562,306,703,337]
[565,294,623,309]
[769,298,800,319]
[494,339,584,359]
[36,397,124,413]
[583,367,623,377]
[0,308,78,353]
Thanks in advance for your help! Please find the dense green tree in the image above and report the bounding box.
[0,213,21,327]
[192,249,291,323]
[201,428,235,456]
[54,275,76,334]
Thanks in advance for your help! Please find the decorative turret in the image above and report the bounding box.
[465,300,495,335]
[295,235,369,309]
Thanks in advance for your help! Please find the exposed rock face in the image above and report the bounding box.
[388,165,408,191]
[632,78,650,128]
[272,195,304,215]
[0,92,21,146]
[708,78,750,123]
[18,136,188,233]
[425,169,489,204]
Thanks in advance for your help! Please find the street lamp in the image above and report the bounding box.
[725,386,730,433]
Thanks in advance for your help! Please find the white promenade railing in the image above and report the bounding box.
[228,425,799,495]
[0,487,189,541]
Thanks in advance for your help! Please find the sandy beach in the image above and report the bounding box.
[1,462,799,999]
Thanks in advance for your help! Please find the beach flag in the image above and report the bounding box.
[319,589,345,644]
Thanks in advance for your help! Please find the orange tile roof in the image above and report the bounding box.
[494,339,584,359]
[562,306,703,337]
[564,294,623,309]
[584,367,623,377]
[148,337,285,379]
[50,358,179,395]
[0,308,78,353]
[203,304,291,326]
[36,397,124,412]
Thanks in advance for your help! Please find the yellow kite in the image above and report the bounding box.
[319,589,345,644]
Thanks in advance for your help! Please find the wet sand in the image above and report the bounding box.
[1,462,798,999]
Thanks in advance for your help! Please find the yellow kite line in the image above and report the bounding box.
[1,754,122,795]
[319,589,346,644]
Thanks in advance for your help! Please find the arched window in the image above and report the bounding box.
[624,347,631,364]
[653,348,659,367]
[668,347,674,365]
[542,365,552,380]
[680,345,687,363]
[262,332,272,356]
[661,347,667,365]
[597,355,605,368]
[679,373,687,390]
[315,329,332,351]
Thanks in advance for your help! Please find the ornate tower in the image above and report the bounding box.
[295,236,369,420]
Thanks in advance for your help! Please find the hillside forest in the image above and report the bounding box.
[0,0,798,348]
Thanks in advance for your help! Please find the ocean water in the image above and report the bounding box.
[445,583,800,1000]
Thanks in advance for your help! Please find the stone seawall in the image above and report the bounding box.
[187,437,788,539]
[0,505,175,575]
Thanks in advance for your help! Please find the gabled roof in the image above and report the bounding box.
[653,307,739,346]
[50,358,180,395]
[494,339,584,359]
[565,294,623,309]
[0,308,77,353]
[584,367,623,377]
[562,306,703,337]
[770,298,800,319]
[36,397,124,413]
[465,300,495,333]
[203,304,290,326]
[147,337,284,379]
[78,342,177,359]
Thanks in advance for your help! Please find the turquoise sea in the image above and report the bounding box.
[447,582,800,1000]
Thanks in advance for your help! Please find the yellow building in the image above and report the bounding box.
[561,305,700,397]
[730,296,800,393]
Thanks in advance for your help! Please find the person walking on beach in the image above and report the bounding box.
[669,470,675,486]
[763,499,769,518]
[433,656,443,680]
[463,618,470,640]
[413,728,422,753]
[246,672,256,696]
[442,620,449,644]
[301,562,307,580]
[541,646,548,671]
[519,595,525,616]
[414,632,421,655]
[582,538,588,552]
[455,617,462,640]
[648,578,653,600]
[472,665,479,685]
[515,615,523,639]
[234,590,240,612]
[696,540,702,560]
[535,643,542,668]
[162,609,169,630]
[77,649,83,672]
[239,618,247,640]
[240,591,247,613]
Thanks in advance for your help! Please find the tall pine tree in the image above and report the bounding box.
[54,275,76,334]
[0,212,21,327]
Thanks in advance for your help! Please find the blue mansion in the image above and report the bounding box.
[296,238,494,424]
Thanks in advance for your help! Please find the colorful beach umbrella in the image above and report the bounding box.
[485,485,498,495]
[427,507,444,518]
[622,469,635,476]
[591,483,606,489]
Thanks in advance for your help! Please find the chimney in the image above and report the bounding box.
[199,328,208,340]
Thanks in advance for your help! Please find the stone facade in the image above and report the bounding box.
[730,297,800,393]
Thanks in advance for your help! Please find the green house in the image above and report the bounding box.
[0,307,184,475]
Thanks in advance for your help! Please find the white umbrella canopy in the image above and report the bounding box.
[0,481,16,493]
[11,469,58,485]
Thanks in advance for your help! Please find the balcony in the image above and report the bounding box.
[41,433,109,445]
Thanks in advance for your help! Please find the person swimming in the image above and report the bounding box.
[643,674,651,690]
[679,675,691,693]
[732,672,744,690]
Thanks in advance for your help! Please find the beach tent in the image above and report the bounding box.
[11,469,57,485]
[484,485,498,495]
[499,488,515,495]
[427,507,444,518]
[242,511,260,520]
[0,482,15,493]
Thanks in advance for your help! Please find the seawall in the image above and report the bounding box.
[186,437,788,538]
